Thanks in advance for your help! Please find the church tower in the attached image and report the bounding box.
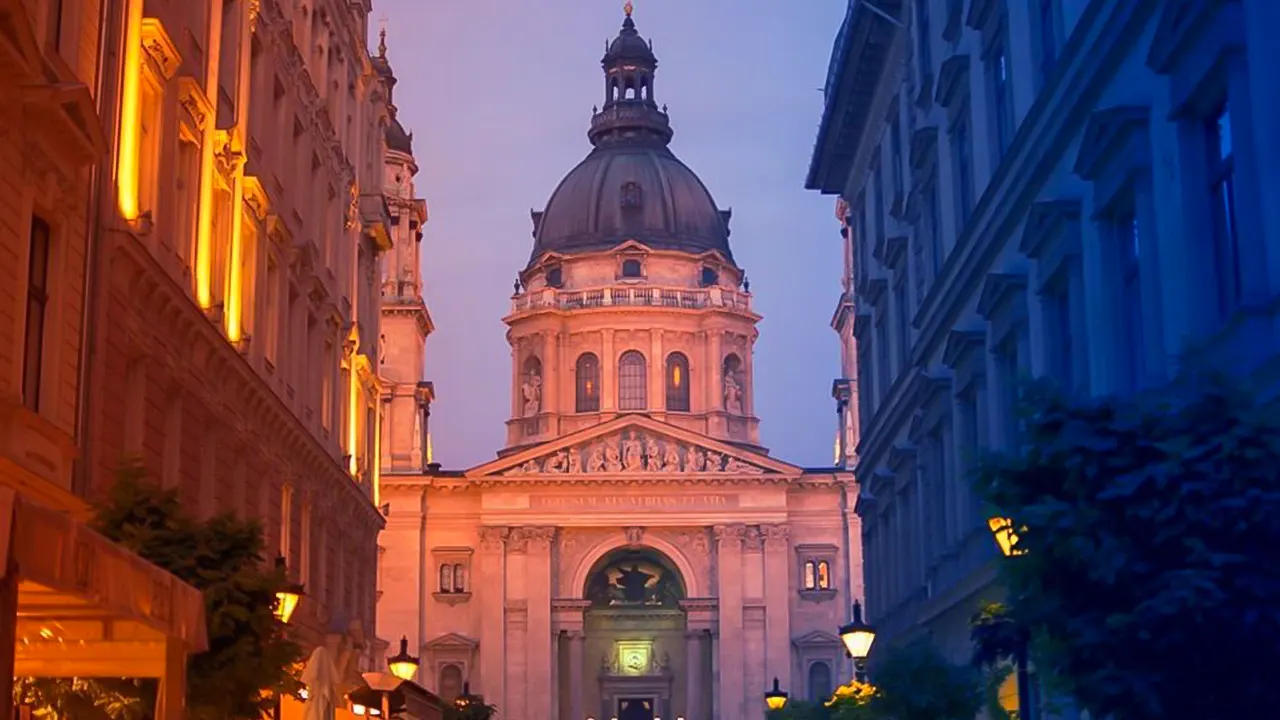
[373,31,434,475]
[505,4,760,453]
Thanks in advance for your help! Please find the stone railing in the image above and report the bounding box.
[512,285,752,314]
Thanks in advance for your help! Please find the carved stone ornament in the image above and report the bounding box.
[624,526,645,546]
[712,524,747,546]
[478,526,508,552]
[501,430,768,476]
[744,525,765,552]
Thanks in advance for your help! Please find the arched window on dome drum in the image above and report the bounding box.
[618,351,647,410]
[665,352,690,412]
[576,353,601,412]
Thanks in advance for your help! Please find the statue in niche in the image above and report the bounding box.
[567,448,582,473]
[644,435,662,471]
[587,443,606,472]
[615,564,654,603]
[605,441,623,472]
[522,369,542,417]
[723,369,743,415]
[690,447,707,472]
[706,451,723,472]
[663,443,683,473]
[622,432,644,471]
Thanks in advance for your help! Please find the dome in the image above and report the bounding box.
[386,113,413,154]
[527,7,734,267]
[530,145,733,264]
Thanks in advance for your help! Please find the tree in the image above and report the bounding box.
[17,463,306,719]
[862,640,982,720]
[976,373,1280,720]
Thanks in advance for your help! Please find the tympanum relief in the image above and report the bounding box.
[504,429,768,475]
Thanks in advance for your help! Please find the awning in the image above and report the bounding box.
[2,487,208,677]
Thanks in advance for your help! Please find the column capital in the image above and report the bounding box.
[564,629,586,641]
[712,523,746,547]
[762,523,790,550]
[744,525,765,552]
[479,526,509,552]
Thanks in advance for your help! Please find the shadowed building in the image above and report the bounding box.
[377,7,863,720]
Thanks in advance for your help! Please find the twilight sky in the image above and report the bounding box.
[372,0,848,468]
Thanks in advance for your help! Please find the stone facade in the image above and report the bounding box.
[808,0,1280,713]
[72,0,396,679]
[377,9,863,720]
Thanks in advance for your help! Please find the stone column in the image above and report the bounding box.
[762,525,792,694]
[542,333,558,417]
[526,528,557,720]
[684,630,705,720]
[713,524,745,720]
[478,527,509,709]
[568,630,585,720]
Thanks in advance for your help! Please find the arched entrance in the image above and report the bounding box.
[579,547,687,720]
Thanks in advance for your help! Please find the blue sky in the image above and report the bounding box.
[372,0,848,467]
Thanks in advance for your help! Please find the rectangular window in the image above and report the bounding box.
[1037,0,1059,85]
[300,501,311,585]
[872,161,885,246]
[321,340,334,431]
[240,215,258,336]
[1044,282,1073,390]
[876,319,891,402]
[175,137,201,268]
[890,120,904,200]
[264,255,280,364]
[211,185,233,306]
[1207,102,1240,319]
[915,0,932,80]
[989,27,1015,160]
[23,217,52,412]
[857,348,874,423]
[138,75,163,218]
[926,181,943,278]
[279,484,293,561]
[951,115,974,229]
[995,340,1020,449]
[895,280,911,365]
[1118,213,1144,391]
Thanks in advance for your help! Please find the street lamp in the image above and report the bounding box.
[987,516,1025,557]
[838,600,876,682]
[987,518,1034,720]
[363,672,406,720]
[764,677,788,712]
[273,556,304,624]
[387,636,420,681]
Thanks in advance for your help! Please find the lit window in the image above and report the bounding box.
[576,353,600,412]
[665,352,690,412]
[452,564,466,592]
[803,561,816,590]
[817,561,831,590]
[439,564,452,593]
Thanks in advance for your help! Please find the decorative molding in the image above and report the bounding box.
[176,77,212,131]
[140,19,182,79]
[743,525,764,552]
[432,592,471,606]
[499,428,769,477]
[624,526,645,546]
[1073,105,1152,182]
[934,55,971,109]
[1019,199,1083,258]
[941,329,987,369]
[478,526,509,552]
[909,126,939,172]
[712,524,746,548]
[976,273,1029,320]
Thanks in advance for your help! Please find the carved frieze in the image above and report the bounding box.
[744,525,765,552]
[503,429,768,476]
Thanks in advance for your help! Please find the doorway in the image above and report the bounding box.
[618,697,654,720]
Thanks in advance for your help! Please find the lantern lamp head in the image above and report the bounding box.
[764,677,788,711]
[988,516,1026,557]
[839,600,876,661]
[273,556,304,625]
[387,635,420,681]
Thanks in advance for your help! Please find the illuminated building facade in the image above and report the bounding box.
[76,0,394,690]
[376,9,863,720]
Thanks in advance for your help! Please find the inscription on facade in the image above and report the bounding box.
[531,494,738,510]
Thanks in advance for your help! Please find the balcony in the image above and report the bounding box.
[510,284,752,316]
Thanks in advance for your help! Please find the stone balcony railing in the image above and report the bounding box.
[511,284,752,315]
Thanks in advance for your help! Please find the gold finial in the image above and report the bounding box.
[624,1,633,17]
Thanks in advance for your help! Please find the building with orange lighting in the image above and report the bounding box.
[72,0,392,695]
[1,0,209,717]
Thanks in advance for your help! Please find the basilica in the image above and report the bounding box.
[376,8,862,720]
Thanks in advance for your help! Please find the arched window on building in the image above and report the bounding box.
[817,560,831,590]
[438,564,452,593]
[576,353,601,412]
[808,661,833,703]
[452,563,466,593]
[439,664,464,704]
[618,351,647,410]
[803,560,817,590]
[665,352,690,412]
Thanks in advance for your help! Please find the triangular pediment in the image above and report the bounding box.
[792,630,842,649]
[469,415,802,478]
[424,632,478,650]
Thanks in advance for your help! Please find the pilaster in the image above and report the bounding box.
[713,524,745,720]
[680,598,717,720]
[602,329,616,411]
[762,524,792,693]
[523,527,556,720]
[478,526,508,708]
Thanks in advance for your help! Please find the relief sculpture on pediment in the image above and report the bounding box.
[501,430,768,476]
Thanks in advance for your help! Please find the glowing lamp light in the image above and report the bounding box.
[764,677,788,711]
[273,556,304,625]
[988,516,1026,557]
[351,704,368,716]
[298,687,310,701]
[838,601,876,661]
[387,636,420,681]
[672,365,682,387]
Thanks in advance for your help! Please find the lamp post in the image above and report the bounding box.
[764,677,788,714]
[387,636,421,682]
[838,600,876,682]
[272,556,304,720]
[988,516,1033,720]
